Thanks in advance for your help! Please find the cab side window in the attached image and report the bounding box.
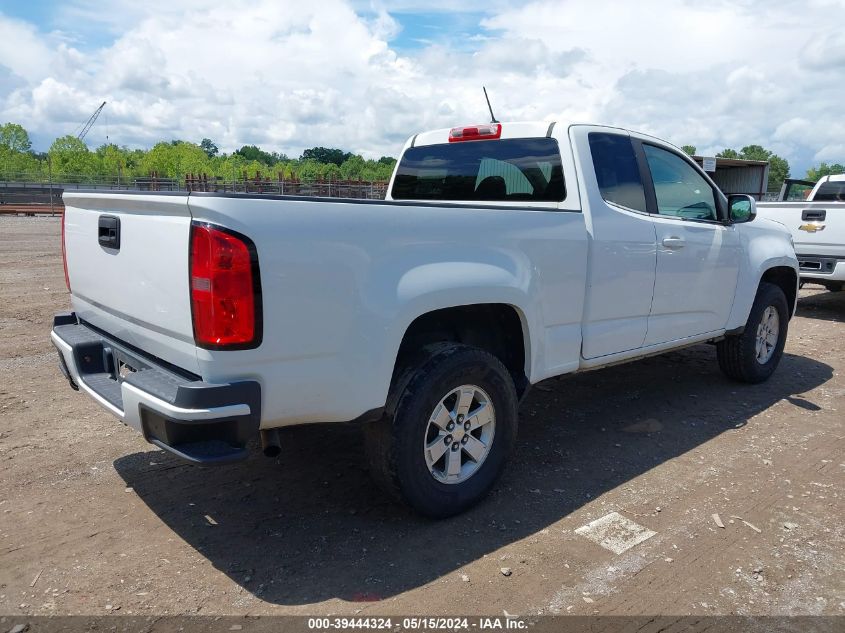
[643,144,717,221]
[588,132,647,213]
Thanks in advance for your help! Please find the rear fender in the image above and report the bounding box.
[379,260,538,390]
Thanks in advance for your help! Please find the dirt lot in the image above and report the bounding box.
[1,216,843,617]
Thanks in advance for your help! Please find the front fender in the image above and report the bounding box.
[725,222,799,330]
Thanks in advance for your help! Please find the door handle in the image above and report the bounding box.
[662,236,685,249]
[801,209,826,221]
[98,215,121,250]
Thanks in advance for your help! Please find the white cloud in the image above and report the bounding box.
[815,144,845,164]
[0,13,55,81]
[801,30,845,69]
[0,0,841,175]
[477,0,842,172]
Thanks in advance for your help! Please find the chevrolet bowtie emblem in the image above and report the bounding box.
[799,223,825,233]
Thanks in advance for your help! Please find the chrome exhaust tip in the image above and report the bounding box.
[260,428,281,457]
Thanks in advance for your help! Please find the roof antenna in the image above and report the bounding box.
[483,86,499,124]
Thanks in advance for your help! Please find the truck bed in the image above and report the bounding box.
[63,189,589,429]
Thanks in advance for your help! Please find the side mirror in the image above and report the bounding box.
[728,194,757,223]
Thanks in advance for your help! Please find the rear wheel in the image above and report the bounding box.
[364,344,518,518]
[717,282,789,383]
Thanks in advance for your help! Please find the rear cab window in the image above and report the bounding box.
[588,132,647,212]
[391,138,565,203]
[813,181,845,202]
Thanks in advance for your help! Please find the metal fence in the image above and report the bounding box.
[0,173,390,215]
[183,173,388,198]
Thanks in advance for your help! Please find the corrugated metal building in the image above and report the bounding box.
[692,156,770,200]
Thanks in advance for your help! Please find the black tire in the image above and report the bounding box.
[822,281,844,292]
[717,282,789,384]
[364,343,518,518]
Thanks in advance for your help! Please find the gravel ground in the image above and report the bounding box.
[1,216,843,617]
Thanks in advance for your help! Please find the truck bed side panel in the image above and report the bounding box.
[187,195,588,428]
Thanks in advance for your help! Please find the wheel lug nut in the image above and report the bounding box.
[464,422,471,431]
[451,442,459,451]
[447,422,455,431]
[457,414,464,423]
[461,435,469,444]
[444,435,452,445]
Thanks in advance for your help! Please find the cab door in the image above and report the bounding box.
[571,127,658,359]
[635,140,742,345]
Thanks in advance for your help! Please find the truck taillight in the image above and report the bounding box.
[61,211,71,291]
[189,223,262,349]
[448,123,502,142]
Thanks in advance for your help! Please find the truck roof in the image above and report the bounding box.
[411,121,554,147]
[408,120,670,150]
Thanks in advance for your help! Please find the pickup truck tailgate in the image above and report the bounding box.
[62,192,200,374]
[757,201,844,256]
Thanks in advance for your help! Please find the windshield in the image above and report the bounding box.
[391,138,565,203]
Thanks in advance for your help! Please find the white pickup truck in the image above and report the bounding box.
[52,121,798,517]
[757,174,845,291]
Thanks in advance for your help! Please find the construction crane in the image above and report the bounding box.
[76,101,106,141]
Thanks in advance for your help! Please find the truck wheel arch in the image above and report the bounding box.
[760,266,798,318]
[392,304,532,399]
[726,252,800,331]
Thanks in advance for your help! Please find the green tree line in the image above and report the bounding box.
[806,162,845,181]
[2,122,841,188]
[0,123,397,183]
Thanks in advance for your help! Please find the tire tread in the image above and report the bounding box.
[717,282,788,384]
[364,343,517,517]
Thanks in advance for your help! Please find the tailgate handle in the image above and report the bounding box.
[98,215,121,250]
[801,209,826,221]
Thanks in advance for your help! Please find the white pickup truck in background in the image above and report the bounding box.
[757,174,845,291]
[52,121,798,517]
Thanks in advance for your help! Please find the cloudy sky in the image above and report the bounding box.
[0,0,842,174]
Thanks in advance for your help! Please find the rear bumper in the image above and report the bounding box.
[796,255,845,282]
[51,312,261,464]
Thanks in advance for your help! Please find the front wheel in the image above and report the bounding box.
[364,344,518,518]
[717,282,789,383]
